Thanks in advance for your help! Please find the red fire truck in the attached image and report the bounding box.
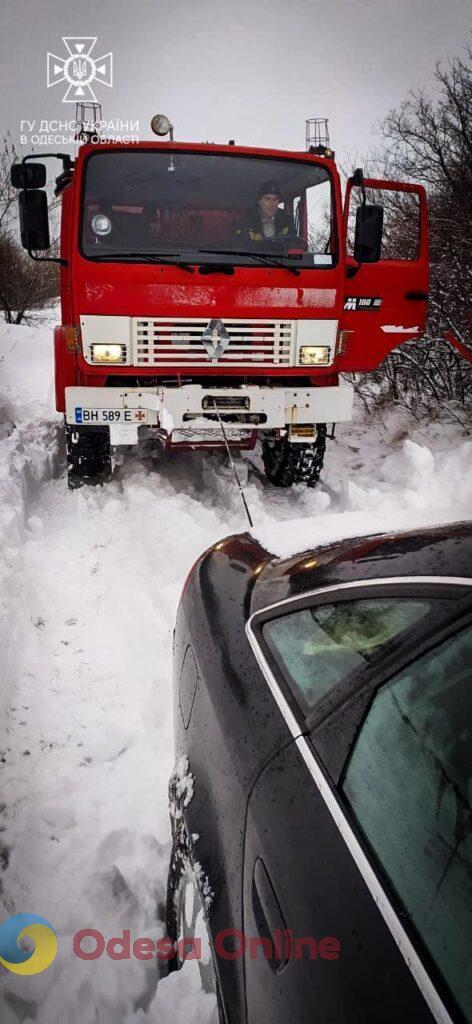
[11,116,428,488]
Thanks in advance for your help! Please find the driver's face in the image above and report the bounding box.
[259,193,280,218]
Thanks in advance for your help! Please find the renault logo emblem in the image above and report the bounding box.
[201,319,231,359]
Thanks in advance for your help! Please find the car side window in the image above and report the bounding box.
[261,597,432,714]
[341,624,472,1021]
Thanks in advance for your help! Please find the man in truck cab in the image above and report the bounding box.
[235,180,298,247]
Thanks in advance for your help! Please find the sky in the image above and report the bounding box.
[0,0,470,168]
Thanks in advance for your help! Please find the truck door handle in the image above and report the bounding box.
[252,858,288,971]
[405,291,428,300]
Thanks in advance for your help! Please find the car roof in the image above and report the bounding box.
[249,520,472,613]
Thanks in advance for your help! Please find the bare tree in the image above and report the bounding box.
[0,234,59,325]
[350,44,472,424]
[0,132,20,236]
[381,46,472,352]
[0,134,60,324]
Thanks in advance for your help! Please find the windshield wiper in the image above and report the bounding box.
[90,251,195,273]
[196,248,301,276]
[89,248,302,276]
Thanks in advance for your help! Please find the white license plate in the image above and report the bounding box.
[74,407,149,425]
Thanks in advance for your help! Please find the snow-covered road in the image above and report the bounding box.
[0,321,471,1023]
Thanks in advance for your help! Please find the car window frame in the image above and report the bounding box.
[247,577,472,742]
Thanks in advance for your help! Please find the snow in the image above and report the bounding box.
[0,319,470,1023]
[169,756,195,820]
[253,438,472,558]
[381,325,420,333]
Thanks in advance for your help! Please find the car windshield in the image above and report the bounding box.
[81,150,335,268]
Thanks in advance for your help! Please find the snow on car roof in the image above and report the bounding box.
[251,508,464,560]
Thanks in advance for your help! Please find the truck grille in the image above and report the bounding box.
[131,318,294,367]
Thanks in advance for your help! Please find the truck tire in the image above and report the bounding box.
[262,424,327,488]
[65,423,112,489]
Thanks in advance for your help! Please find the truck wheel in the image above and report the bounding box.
[262,425,327,488]
[65,424,112,489]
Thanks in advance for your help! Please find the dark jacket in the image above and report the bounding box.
[235,206,296,244]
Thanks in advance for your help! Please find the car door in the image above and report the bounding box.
[244,580,472,1024]
[338,620,472,1024]
[339,176,428,372]
[243,733,445,1023]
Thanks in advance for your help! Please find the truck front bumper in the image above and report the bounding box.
[65,383,354,446]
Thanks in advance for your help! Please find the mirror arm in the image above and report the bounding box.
[346,170,366,277]
[351,167,366,208]
[23,152,74,173]
[28,249,68,268]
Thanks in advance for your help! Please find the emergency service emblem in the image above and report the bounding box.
[47,37,113,103]
[201,319,231,359]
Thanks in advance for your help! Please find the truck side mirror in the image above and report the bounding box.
[11,162,47,189]
[353,204,383,263]
[19,190,50,250]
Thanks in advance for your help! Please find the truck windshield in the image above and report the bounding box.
[81,150,336,268]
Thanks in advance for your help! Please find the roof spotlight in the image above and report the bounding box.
[151,114,173,138]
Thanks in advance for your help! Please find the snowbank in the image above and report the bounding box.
[252,437,472,557]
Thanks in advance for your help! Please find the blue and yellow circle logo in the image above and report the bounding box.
[0,914,57,975]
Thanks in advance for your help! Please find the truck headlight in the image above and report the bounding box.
[299,345,330,365]
[91,344,126,364]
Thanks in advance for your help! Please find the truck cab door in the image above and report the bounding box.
[339,177,428,372]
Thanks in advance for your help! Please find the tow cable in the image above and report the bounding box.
[211,398,254,528]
